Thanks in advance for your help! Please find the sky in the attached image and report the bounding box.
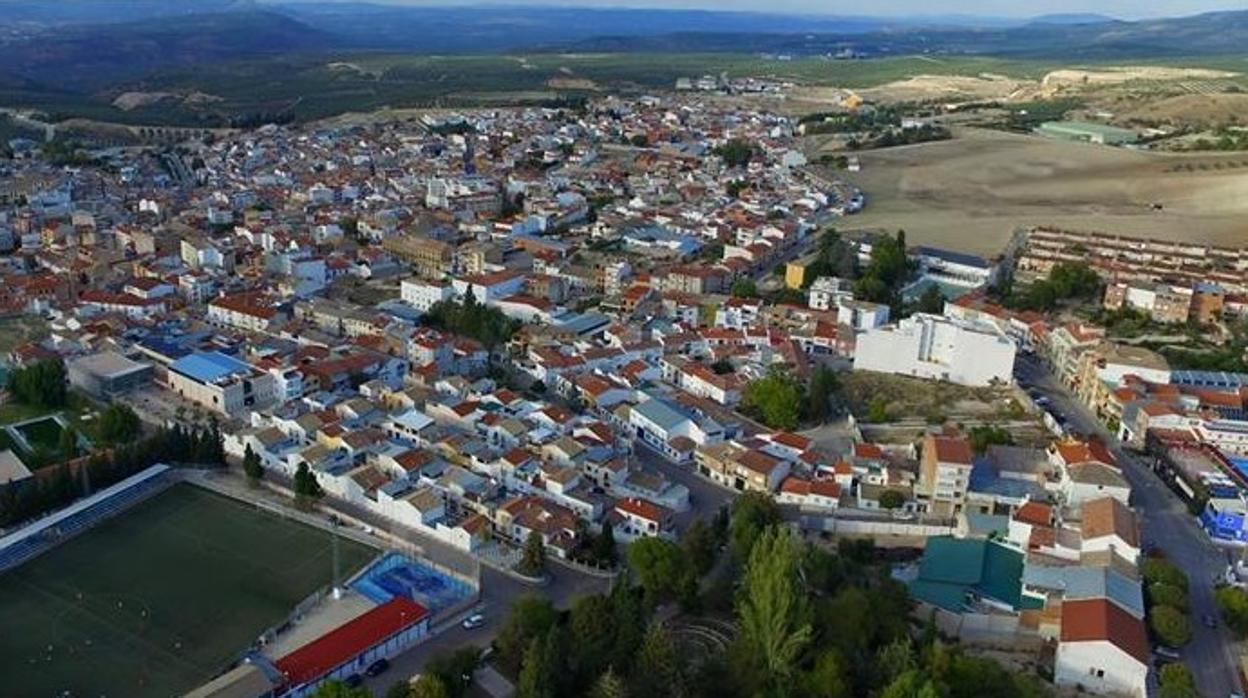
[299,0,1242,20]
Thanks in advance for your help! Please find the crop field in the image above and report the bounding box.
[832,127,1248,256]
[0,484,376,697]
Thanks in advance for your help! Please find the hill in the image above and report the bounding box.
[557,10,1248,58]
[0,9,333,90]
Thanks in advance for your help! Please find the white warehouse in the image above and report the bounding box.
[853,313,1016,387]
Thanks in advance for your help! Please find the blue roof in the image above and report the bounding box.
[170,351,252,383]
[1021,564,1144,618]
[1171,370,1248,389]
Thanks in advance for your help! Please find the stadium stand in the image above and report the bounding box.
[0,464,173,571]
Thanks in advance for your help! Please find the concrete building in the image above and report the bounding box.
[67,351,154,400]
[1102,281,1193,324]
[918,434,975,516]
[853,314,1016,387]
[400,278,454,313]
[167,351,276,417]
[807,276,853,311]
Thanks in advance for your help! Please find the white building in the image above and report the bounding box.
[853,314,1016,387]
[401,278,454,313]
[167,351,276,417]
[837,300,890,331]
[1055,598,1148,698]
[808,276,853,311]
[451,270,526,305]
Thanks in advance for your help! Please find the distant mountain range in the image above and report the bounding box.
[0,1,1247,120]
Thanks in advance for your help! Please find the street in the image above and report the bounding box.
[1015,354,1243,698]
[364,562,611,694]
[630,440,734,532]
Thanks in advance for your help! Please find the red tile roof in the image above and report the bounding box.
[1060,598,1148,664]
[1014,501,1053,527]
[615,497,671,523]
[275,597,428,686]
[932,436,973,465]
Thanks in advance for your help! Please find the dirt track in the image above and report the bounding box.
[834,128,1248,256]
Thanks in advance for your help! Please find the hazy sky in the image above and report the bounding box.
[316,0,1242,20]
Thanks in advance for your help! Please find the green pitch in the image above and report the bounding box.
[0,483,377,697]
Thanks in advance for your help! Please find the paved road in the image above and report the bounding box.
[631,440,733,532]
[1016,355,1242,697]
[364,562,611,694]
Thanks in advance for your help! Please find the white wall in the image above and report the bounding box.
[1055,641,1147,697]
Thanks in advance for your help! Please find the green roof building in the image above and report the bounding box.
[907,536,1041,613]
[1036,121,1138,146]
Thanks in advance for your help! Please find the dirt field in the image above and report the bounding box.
[833,128,1248,256]
[857,74,1033,103]
[1116,93,1248,127]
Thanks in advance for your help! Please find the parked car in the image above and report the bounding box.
[1202,614,1219,629]
[344,674,364,688]
[1154,645,1182,661]
[365,658,389,677]
[462,613,485,630]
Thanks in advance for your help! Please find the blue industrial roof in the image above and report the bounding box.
[170,351,252,383]
[1171,370,1248,389]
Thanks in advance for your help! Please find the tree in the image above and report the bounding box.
[1215,584,1248,638]
[915,284,945,315]
[424,646,481,698]
[741,364,805,430]
[311,680,372,698]
[627,537,688,603]
[878,669,944,698]
[879,489,907,511]
[592,521,617,566]
[866,397,891,423]
[1143,558,1189,591]
[293,462,324,505]
[591,668,629,698]
[631,622,686,698]
[966,425,1012,454]
[681,518,719,576]
[7,359,67,408]
[1158,663,1200,698]
[730,278,759,298]
[408,675,451,698]
[517,530,546,577]
[608,584,645,673]
[1149,605,1192,647]
[714,138,757,168]
[1148,583,1188,612]
[569,594,617,687]
[96,404,141,445]
[517,636,554,698]
[798,649,852,698]
[495,594,557,676]
[807,365,840,424]
[730,491,782,563]
[736,527,812,697]
[243,445,263,485]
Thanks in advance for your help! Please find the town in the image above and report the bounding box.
[0,92,1245,698]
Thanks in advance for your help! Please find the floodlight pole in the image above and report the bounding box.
[331,518,342,600]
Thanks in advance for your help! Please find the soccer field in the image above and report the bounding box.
[0,483,377,697]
